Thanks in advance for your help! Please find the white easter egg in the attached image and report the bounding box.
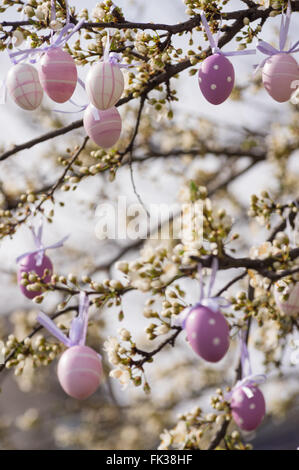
[6,63,43,110]
[85,62,124,110]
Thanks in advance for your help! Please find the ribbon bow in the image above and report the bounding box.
[173,258,230,328]
[256,0,299,72]
[102,29,131,69]
[16,219,69,267]
[37,291,90,348]
[225,330,266,401]
[9,19,85,65]
[200,12,256,58]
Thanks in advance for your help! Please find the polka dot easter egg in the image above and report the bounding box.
[57,345,103,400]
[83,104,122,149]
[17,253,53,299]
[185,305,230,362]
[231,385,266,431]
[6,63,43,111]
[274,281,299,317]
[86,61,125,110]
[198,53,235,105]
[39,47,78,103]
[262,53,299,103]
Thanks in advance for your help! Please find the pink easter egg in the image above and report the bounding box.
[262,53,299,103]
[198,53,235,105]
[86,62,124,110]
[39,47,77,103]
[231,385,266,431]
[83,104,122,149]
[185,305,230,362]
[274,281,299,317]
[17,253,53,299]
[6,63,43,111]
[57,345,103,400]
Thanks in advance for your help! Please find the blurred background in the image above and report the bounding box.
[0,0,298,450]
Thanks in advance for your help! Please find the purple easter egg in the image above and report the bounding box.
[83,104,122,149]
[17,253,53,299]
[6,63,43,111]
[198,53,235,105]
[274,281,299,317]
[231,385,266,431]
[57,345,103,400]
[262,53,299,103]
[185,305,230,362]
[39,47,77,103]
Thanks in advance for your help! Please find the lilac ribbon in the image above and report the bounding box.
[256,0,299,72]
[16,220,69,266]
[225,330,266,401]
[173,258,230,328]
[37,291,90,348]
[102,29,132,69]
[9,19,85,65]
[200,12,256,58]
[51,0,70,25]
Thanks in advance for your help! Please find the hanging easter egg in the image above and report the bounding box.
[57,345,103,400]
[231,385,266,431]
[274,281,299,317]
[83,104,122,149]
[184,305,230,362]
[198,53,235,105]
[85,61,124,110]
[38,47,77,103]
[17,253,53,299]
[262,53,299,103]
[6,63,43,110]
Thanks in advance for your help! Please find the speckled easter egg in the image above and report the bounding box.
[185,305,230,362]
[85,62,124,110]
[274,281,299,317]
[17,253,53,299]
[39,47,77,103]
[83,104,122,149]
[57,345,103,400]
[262,53,299,103]
[6,63,43,110]
[198,53,235,105]
[231,385,266,431]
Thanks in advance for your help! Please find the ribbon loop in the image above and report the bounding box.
[200,12,256,58]
[173,258,230,328]
[16,221,69,266]
[69,291,90,346]
[224,330,266,402]
[37,291,90,348]
[9,19,85,65]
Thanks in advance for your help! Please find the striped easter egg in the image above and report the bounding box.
[57,345,103,400]
[262,53,299,103]
[83,104,122,149]
[39,47,77,103]
[6,63,43,110]
[274,281,299,317]
[85,62,124,110]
